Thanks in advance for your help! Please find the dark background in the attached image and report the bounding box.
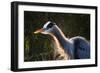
[24,11,90,61]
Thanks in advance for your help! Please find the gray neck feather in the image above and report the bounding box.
[51,25,74,58]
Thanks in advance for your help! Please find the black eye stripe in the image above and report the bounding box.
[47,22,55,28]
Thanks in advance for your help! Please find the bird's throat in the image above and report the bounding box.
[49,33,70,60]
[48,26,73,59]
[52,26,69,48]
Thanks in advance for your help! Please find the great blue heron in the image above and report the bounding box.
[33,21,90,60]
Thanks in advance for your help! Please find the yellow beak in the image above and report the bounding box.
[34,28,44,34]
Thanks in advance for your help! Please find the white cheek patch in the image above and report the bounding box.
[42,27,53,34]
[43,21,51,28]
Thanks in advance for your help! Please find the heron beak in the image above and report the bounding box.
[34,28,44,34]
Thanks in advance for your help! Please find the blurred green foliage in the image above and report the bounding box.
[24,11,90,61]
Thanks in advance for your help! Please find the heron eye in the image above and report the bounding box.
[47,23,54,29]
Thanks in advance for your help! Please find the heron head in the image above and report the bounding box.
[33,21,56,35]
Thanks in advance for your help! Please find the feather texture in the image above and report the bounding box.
[34,21,90,60]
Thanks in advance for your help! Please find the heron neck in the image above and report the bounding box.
[52,26,69,48]
[49,26,74,59]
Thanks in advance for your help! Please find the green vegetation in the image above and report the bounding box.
[24,11,90,61]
